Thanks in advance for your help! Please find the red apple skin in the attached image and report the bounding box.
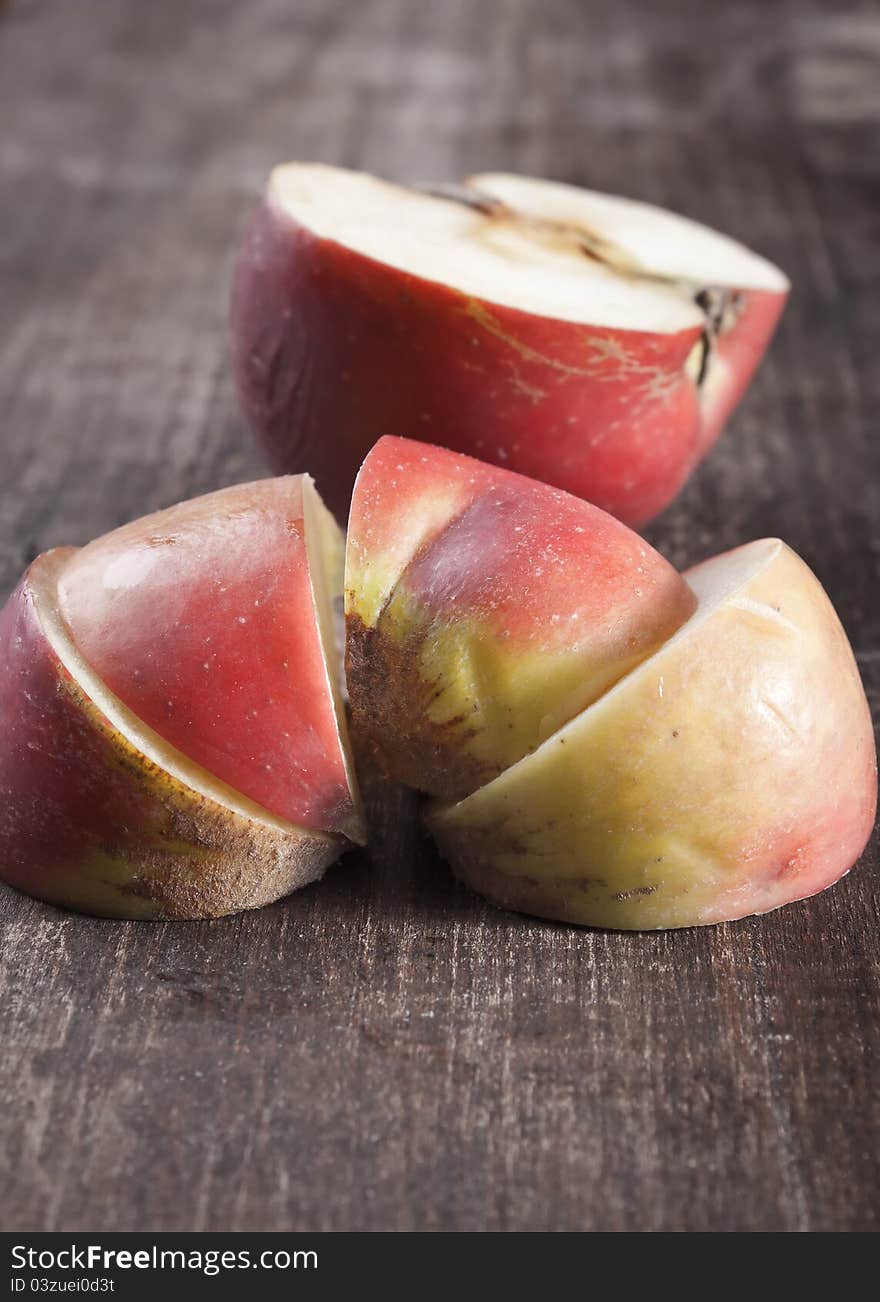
[0,555,344,919]
[345,436,697,798]
[57,478,360,839]
[231,192,787,526]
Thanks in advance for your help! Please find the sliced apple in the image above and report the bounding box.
[429,540,876,929]
[0,480,364,919]
[58,477,362,839]
[232,162,789,524]
[345,437,696,799]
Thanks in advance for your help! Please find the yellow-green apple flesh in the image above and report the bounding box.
[231,164,789,526]
[0,482,364,919]
[430,540,877,929]
[345,437,696,798]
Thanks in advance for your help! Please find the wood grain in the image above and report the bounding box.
[0,0,877,1231]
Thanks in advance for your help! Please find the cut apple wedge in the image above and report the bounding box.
[58,477,362,838]
[345,437,696,798]
[232,162,789,524]
[0,480,364,919]
[429,539,876,930]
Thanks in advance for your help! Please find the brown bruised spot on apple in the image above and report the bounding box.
[231,162,790,526]
[0,480,365,919]
[345,438,876,930]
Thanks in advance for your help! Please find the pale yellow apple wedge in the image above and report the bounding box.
[429,540,876,929]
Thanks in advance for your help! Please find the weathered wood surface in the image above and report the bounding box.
[0,0,877,1232]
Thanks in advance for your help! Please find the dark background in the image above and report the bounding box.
[1,0,877,1232]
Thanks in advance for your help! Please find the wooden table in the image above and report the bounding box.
[1,0,877,1233]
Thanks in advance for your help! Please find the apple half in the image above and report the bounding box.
[232,163,789,525]
[344,439,876,930]
[0,479,364,919]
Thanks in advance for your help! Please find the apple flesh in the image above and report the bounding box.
[345,437,696,799]
[231,163,789,525]
[430,539,877,929]
[0,480,364,919]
